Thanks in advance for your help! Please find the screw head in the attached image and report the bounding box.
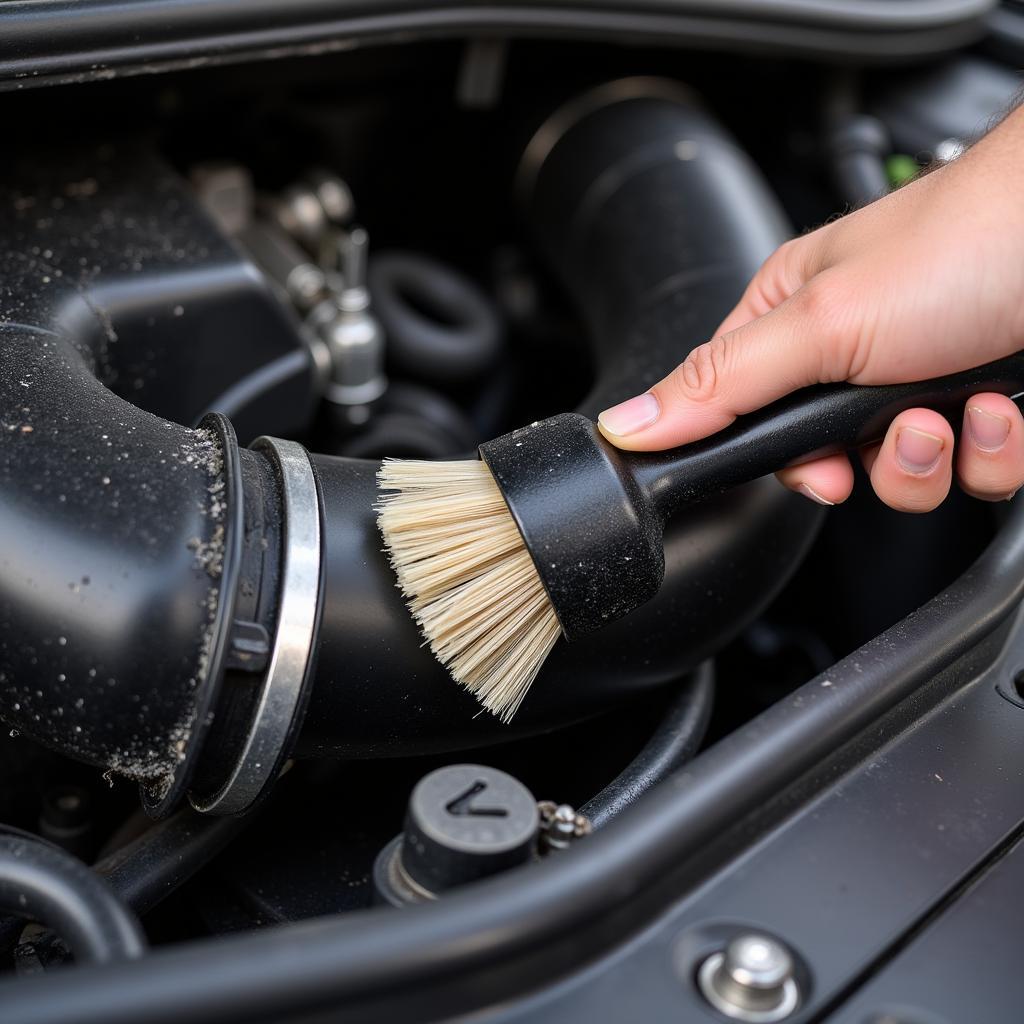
[697,933,800,1022]
[726,935,793,991]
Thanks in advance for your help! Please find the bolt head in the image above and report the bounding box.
[697,932,800,1023]
[725,934,793,990]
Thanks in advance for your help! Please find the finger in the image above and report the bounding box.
[598,268,861,451]
[956,393,1024,501]
[868,408,954,513]
[776,452,855,506]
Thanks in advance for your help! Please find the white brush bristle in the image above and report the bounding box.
[376,458,561,721]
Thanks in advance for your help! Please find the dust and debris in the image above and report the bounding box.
[188,524,225,578]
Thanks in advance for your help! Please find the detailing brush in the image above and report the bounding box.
[378,353,1024,721]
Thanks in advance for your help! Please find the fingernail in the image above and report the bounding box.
[896,427,945,474]
[796,483,834,506]
[598,393,660,437]
[968,405,1011,452]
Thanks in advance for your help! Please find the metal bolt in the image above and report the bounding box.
[537,800,592,853]
[697,933,800,1022]
[305,169,354,226]
[934,138,965,163]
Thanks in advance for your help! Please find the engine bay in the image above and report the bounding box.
[3,6,1024,1021]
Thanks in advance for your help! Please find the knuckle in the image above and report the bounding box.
[793,275,866,381]
[795,277,847,338]
[670,337,731,404]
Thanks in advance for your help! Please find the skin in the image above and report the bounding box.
[597,105,1024,512]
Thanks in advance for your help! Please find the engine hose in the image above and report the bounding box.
[369,250,503,384]
[336,382,478,459]
[93,806,253,917]
[0,831,145,965]
[828,114,892,207]
[0,80,820,817]
[824,74,892,207]
[581,661,714,829]
[1,805,255,968]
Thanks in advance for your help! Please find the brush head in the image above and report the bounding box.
[376,458,562,721]
[377,414,666,720]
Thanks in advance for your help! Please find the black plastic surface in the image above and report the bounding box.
[829,827,1024,1023]
[0,147,319,810]
[488,608,1024,1024]
[0,145,316,445]
[0,0,995,92]
[481,413,667,640]
[6,479,1024,1024]
[873,54,1022,155]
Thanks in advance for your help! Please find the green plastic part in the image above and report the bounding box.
[886,154,919,188]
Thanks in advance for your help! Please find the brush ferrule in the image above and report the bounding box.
[480,413,664,641]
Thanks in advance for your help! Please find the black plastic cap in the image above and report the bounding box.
[480,413,664,641]
[399,765,539,896]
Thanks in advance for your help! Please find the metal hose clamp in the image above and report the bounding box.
[191,437,322,815]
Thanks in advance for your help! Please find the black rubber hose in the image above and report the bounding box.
[823,75,891,207]
[0,826,66,956]
[93,807,252,917]
[1,807,252,968]
[5,496,1024,1024]
[337,382,478,459]
[580,661,714,829]
[200,349,311,424]
[0,833,145,966]
[828,115,892,207]
[369,251,503,383]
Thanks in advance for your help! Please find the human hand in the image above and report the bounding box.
[597,107,1024,512]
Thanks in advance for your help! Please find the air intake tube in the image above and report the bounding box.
[0,80,821,815]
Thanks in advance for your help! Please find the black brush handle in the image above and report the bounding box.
[630,352,1024,516]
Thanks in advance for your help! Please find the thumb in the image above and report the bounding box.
[598,272,854,451]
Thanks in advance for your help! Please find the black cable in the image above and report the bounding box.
[0,833,145,966]
[580,661,714,829]
[93,808,252,918]
[199,348,311,422]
